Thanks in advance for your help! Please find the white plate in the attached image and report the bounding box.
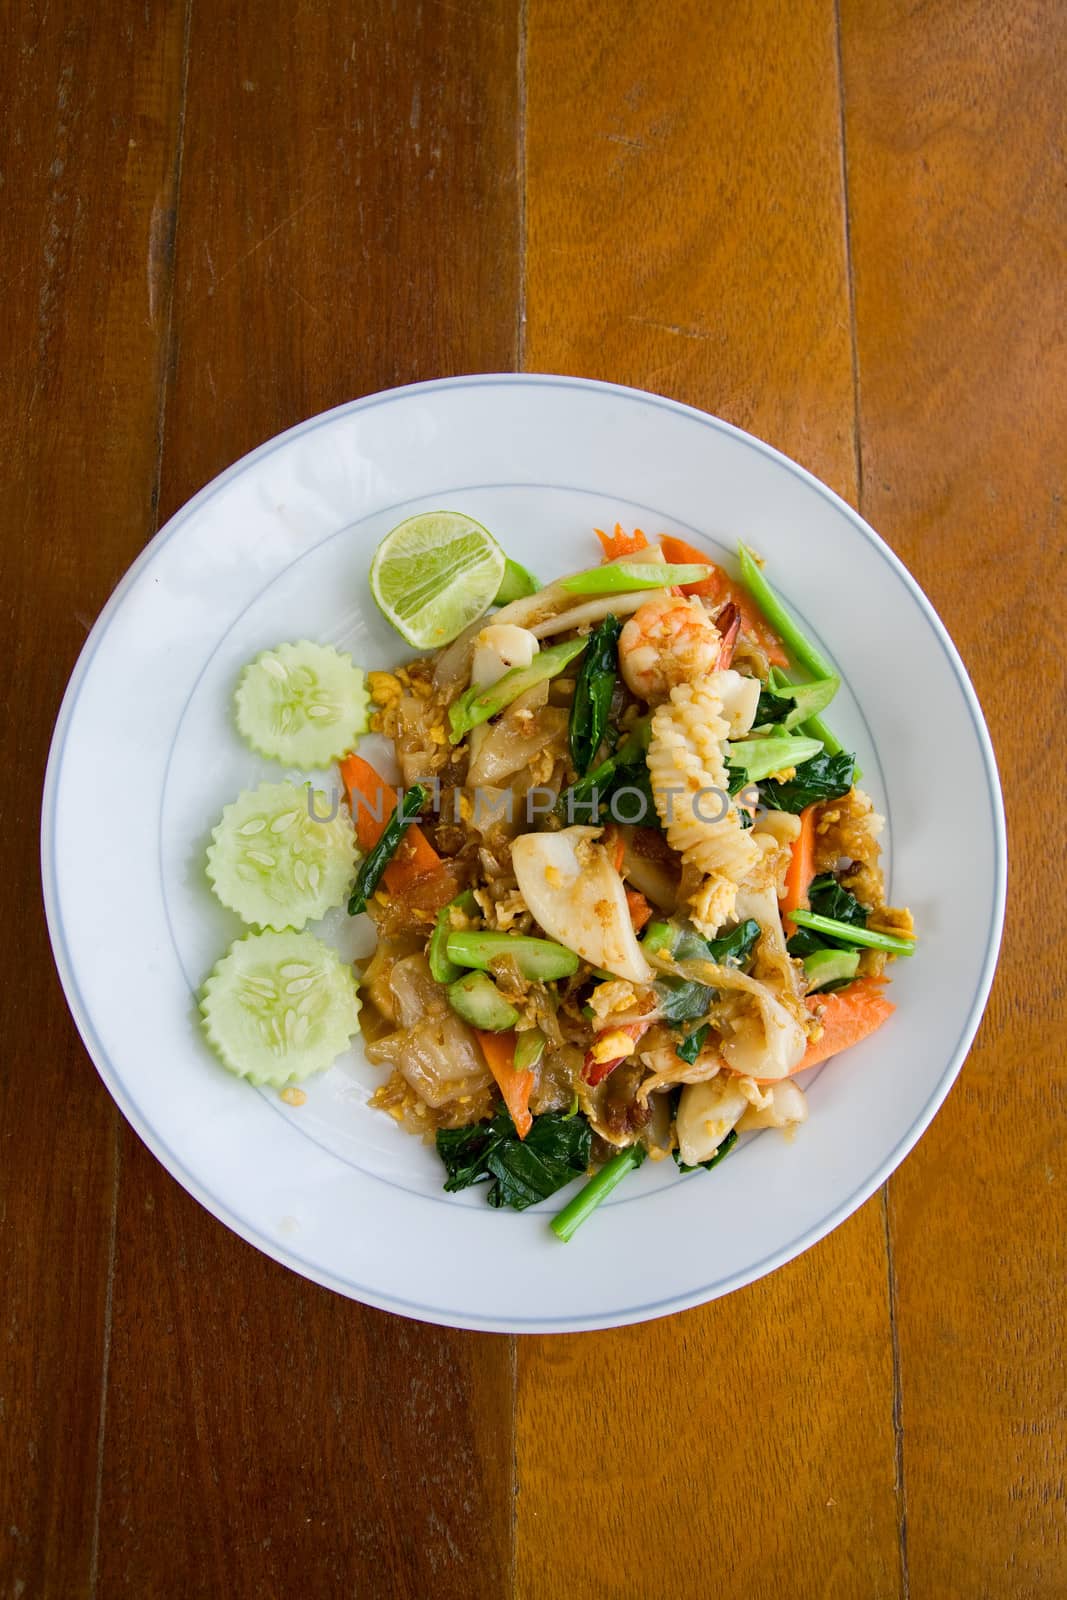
[41,376,1006,1333]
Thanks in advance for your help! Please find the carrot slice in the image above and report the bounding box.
[602,823,626,874]
[476,1030,534,1139]
[794,979,895,1074]
[781,803,817,937]
[658,534,789,666]
[625,886,653,934]
[339,752,442,890]
[595,524,649,562]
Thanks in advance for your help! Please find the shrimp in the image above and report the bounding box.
[618,595,722,702]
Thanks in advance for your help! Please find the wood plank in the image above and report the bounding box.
[841,2,1067,1592]
[94,2,520,1595]
[0,4,188,1595]
[519,4,902,1597]
[523,0,858,497]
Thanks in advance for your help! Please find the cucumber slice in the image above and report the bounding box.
[447,971,520,1031]
[206,780,358,931]
[200,929,361,1085]
[235,641,369,768]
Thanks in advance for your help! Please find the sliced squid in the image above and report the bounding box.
[738,1079,809,1132]
[675,1075,749,1168]
[511,826,652,985]
[647,674,760,934]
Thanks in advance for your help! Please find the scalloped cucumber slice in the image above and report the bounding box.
[235,641,369,767]
[200,929,361,1085]
[206,780,357,930]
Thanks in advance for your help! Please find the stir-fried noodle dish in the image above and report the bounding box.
[199,517,916,1238]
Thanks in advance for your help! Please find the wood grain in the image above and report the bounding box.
[90,3,520,1596]
[841,1,1067,1592]
[0,5,188,1595]
[519,5,902,1597]
[523,0,859,496]
[5,1,1064,1594]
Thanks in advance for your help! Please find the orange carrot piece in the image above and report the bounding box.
[791,979,895,1076]
[339,752,442,890]
[476,1030,534,1139]
[595,524,649,562]
[781,803,817,937]
[658,535,789,666]
[602,823,626,874]
[625,886,653,934]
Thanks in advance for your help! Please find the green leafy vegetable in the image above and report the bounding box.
[436,1110,591,1211]
[556,717,659,827]
[675,1023,710,1065]
[656,980,713,1024]
[648,918,761,1025]
[673,1127,738,1174]
[754,676,840,732]
[448,636,588,743]
[647,918,760,969]
[348,783,427,914]
[808,873,867,928]
[786,926,828,959]
[569,614,621,776]
[549,1143,646,1241]
[758,750,856,812]
[601,758,659,827]
[705,918,761,967]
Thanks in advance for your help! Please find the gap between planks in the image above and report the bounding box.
[833,0,864,512]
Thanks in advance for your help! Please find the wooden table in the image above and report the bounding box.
[3,2,1064,1595]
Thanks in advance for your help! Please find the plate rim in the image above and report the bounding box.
[40,373,1008,1332]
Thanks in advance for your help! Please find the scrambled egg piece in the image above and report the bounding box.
[590,1029,639,1065]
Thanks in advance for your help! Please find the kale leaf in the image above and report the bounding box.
[569,614,621,777]
[758,750,856,812]
[754,686,795,726]
[675,1022,710,1065]
[787,873,868,961]
[436,1110,591,1212]
[807,873,868,928]
[704,918,761,968]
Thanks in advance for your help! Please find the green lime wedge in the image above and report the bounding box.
[369,511,506,648]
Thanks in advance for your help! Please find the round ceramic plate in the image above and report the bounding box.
[42,375,1006,1333]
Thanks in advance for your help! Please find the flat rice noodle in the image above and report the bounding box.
[365,953,492,1109]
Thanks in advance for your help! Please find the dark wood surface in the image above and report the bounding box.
[2,1,1063,1595]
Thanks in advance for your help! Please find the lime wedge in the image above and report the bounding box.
[369,511,506,648]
